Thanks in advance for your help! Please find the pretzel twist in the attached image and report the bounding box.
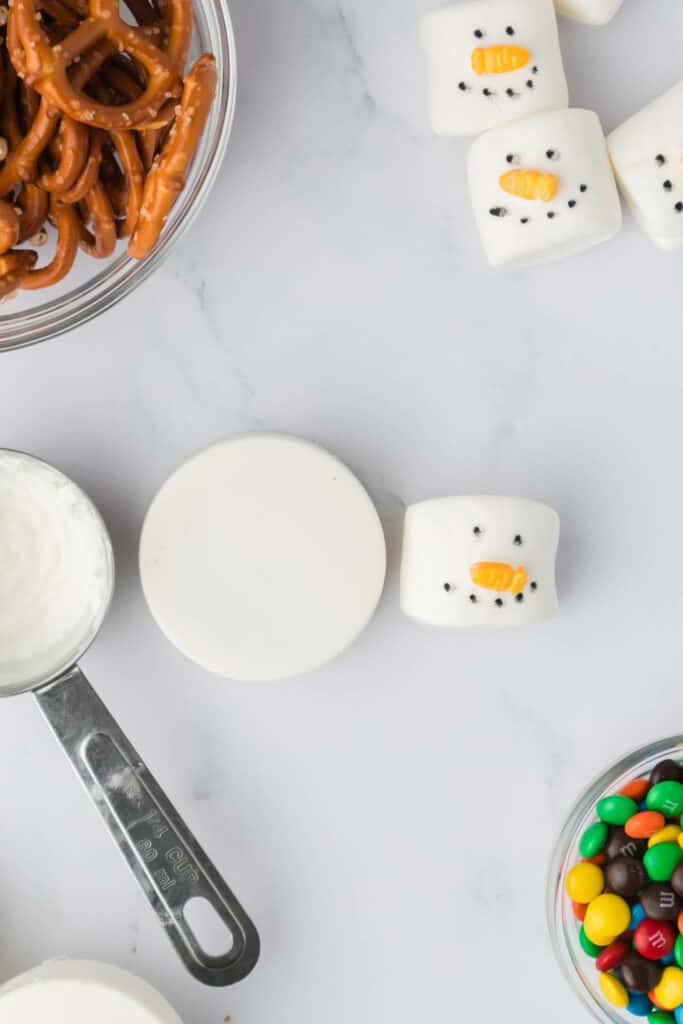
[128,53,216,259]
[0,249,38,297]
[13,0,191,129]
[21,197,79,287]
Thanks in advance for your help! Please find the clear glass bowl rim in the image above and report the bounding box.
[0,0,236,353]
[547,735,683,1024]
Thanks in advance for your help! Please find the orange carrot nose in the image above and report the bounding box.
[469,562,528,595]
[499,169,558,203]
[470,45,530,76]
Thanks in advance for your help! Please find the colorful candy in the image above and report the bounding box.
[565,862,604,904]
[568,757,683,1019]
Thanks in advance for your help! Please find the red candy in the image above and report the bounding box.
[596,941,630,972]
[634,919,675,960]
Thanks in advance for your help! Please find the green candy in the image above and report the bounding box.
[675,934,683,969]
[649,1014,675,1024]
[643,842,683,882]
[579,821,608,859]
[579,925,603,957]
[596,795,638,826]
[647,781,683,817]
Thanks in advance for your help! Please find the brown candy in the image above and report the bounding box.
[650,760,683,787]
[670,862,683,899]
[620,951,664,993]
[604,855,646,899]
[606,828,648,862]
[640,882,682,921]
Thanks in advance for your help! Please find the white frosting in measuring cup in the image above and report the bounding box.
[0,451,112,693]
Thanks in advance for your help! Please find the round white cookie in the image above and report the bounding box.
[140,434,386,682]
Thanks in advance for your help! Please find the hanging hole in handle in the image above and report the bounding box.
[183,897,236,958]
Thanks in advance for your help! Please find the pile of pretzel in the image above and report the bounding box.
[0,0,217,298]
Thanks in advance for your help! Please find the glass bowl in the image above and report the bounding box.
[0,0,236,353]
[547,736,683,1024]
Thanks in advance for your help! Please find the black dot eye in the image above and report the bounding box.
[474,28,484,38]
[515,593,524,603]
[458,81,468,91]
[656,154,667,166]
[505,25,514,35]
[568,199,576,208]
[469,594,477,603]
[495,598,504,607]
[532,65,539,74]
[664,180,673,191]
[489,206,507,218]
[506,153,517,164]
[473,526,482,536]
[505,88,516,97]
[483,88,494,97]
[520,217,529,224]
[676,202,683,213]
[443,583,451,593]
[530,582,538,591]
[546,149,559,161]
[526,80,534,89]
[547,211,555,219]
[513,535,522,545]
[580,184,588,193]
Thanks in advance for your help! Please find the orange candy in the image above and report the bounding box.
[583,853,606,866]
[625,811,666,839]
[573,900,587,922]
[677,910,683,935]
[619,778,651,802]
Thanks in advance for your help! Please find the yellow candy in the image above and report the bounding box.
[652,967,683,1011]
[650,825,682,848]
[564,862,604,904]
[584,894,631,943]
[599,973,628,1009]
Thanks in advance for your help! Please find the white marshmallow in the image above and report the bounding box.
[554,0,623,25]
[421,0,568,138]
[608,82,683,252]
[400,496,559,630]
[468,107,622,268]
[0,960,182,1023]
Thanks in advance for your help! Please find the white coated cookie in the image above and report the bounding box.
[608,82,683,252]
[468,107,622,268]
[554,0,623,25]
[400,496,559,630]
[421,0,568,137]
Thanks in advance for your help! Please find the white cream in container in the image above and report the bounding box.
[0,450,113,693]
[0,960,182,1023]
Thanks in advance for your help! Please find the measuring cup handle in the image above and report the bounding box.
[34,667,260,987]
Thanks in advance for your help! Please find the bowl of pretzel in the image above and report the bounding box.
[0,0,235,350]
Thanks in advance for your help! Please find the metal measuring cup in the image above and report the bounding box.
[0,450,260,987]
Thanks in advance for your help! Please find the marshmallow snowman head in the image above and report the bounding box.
[400,496,560,629]
[608,83,683,252]
[554,0,623,24]
[468,108,622,268]
[421,0,568,138]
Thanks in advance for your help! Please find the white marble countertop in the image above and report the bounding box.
[1,1,683,1020]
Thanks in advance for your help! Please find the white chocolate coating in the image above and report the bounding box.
[608,82,683,252]
[554,0,623,24]
[0,452,112,693]
[0,960,182,1023]
[400,496,559,629]
[140,434,386,682]
[467,108,622,268]
[421,0,568,138]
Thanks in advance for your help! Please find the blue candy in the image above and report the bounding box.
[627,993,652,1017]
[674,1007,683,1024]
[662,952,676,966]
[631,903,647,930]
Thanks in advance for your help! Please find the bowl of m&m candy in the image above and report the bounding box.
[548,739,683,1024]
